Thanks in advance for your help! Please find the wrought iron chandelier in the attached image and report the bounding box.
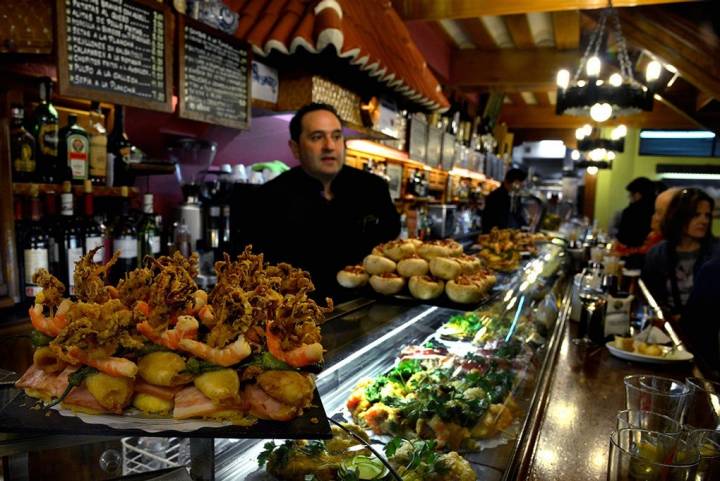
[574,124,627,161]
[555,1,661,122]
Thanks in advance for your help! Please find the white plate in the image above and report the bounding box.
[606,342,694,364]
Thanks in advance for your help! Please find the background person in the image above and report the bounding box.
[482,168,527,233]
[616,177,656,248]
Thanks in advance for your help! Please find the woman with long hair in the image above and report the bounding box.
[642,188,717,318]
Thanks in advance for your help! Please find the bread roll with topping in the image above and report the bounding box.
[382,240,416,261]
[397,257,429,277]
[369,273,405,295]
[429,257,462,280]
[337,265,369,288]
[408,275,444,300]
[418,242,451,260]
[363,254,396,275]
[446,276,485,304]
[456,254,483,275]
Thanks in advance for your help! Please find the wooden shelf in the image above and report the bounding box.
[12,183,139,197]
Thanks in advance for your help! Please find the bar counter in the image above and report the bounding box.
[520,321,697,481]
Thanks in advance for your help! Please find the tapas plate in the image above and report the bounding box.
[606,342,694,364]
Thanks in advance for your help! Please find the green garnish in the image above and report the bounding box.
[30,330,52,348]
[183,357,223,375]
[246,352,292,371]
[47,366,97,408]
[136,343,171,356]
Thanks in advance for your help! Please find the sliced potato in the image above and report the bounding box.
[194,369,239,402]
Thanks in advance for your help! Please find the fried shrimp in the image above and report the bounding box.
[32,269,65,308]
[266,321,323,368]
[137,315,199,350]
[178,336,251,367]
[73,247,119,303]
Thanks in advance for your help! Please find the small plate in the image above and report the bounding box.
[606,342,694,364]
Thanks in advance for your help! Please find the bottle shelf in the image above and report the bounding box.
[12,183,139,197]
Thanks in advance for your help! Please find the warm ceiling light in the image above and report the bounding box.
[665,64,677,74]
[575,127,587,140]
[586,166,599,175]
[611,124,627,140]
[606,151,616,160]
[586,56,602,77]
[609,73,623,87]
[583,124,593,137]
[571,149,580,160]
[646,60,662,82]
[577,80,586,87]
[556,69,570,89]
[590,103,612,122]
[589,148,607,161]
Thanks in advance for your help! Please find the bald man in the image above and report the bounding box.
[613,187,680,258]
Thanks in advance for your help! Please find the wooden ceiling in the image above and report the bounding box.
[392,0,720,138]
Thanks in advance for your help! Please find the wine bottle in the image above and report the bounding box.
[44,190,61,278]
[30,78,59,183]
[14,197,27,303]
[82,180,104,264]
[59,114,89,183]
[10,105,36,183]
[58,182,83,295]
[87,102,108,185]
[138,193,160,261]
[111,186,138,283]
[23,185,50,300]
[107,105,133,187]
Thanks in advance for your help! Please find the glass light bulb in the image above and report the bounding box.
[589,148,606,161]
[556,69,570,89]
[577,80,586,87]
[571,150,580,160]
[586,56,601,77]
[609,73,623,87]
[590,103,612,122]
[611,124,627,140]
[575,128,586,140]
[583,124,593,137]
[606,151,616,160]
[586,166,599,175]
[646,60,662,82]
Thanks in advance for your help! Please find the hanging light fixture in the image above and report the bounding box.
[577,124,627,156]
[556,1,659,122]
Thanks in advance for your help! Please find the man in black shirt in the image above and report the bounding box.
[245,103,400,298]
[482,168,527,233]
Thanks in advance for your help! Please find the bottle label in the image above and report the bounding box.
[61,193,73,215]
[13,143,36,173]
[89,135,107,178]
[114,237,137,259]
[38,123,59,156]
[48,237,59,264]
[85,236,104,262]
[24,248,49,297]
[67,133,89,180]
[150,235,161,255]
[66,246,83,294]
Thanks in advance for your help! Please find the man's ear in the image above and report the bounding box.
[288,139,300,160]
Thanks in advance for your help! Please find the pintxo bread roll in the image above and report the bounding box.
[397,257,429,277]
[369,273,405,295]
[446,275,486,304]
[363,254,396,275]
[429,257,462,280]
[337,265,369,288]
[418,241,451,260]
[382,240,416,261]
[408,275,444,300]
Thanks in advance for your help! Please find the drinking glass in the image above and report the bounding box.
[624,375,689,420]
[574,273,605,345]
[684,429,720,481]
[616,410,683,435]
[608,428,700,481]
[684,377,720,429]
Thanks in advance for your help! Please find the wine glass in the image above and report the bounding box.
[574,273,603,345]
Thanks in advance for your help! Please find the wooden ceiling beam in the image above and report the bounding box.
[534,91,551,106]
[391,0,700,21]
[506,93,526,106]
[504,14,535,48]
[455,18,496,48]
[498,104,699,129]
[451,48,578,87]
[696,92,714,112]
[552,10,580,49]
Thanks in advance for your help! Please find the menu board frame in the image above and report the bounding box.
[56,0,174,113]
[177,15,252,130]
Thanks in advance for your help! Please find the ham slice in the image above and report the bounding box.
[134,379,184,401]
[63,385,118,414]
[15,364,78,399]
[172,386,246,420]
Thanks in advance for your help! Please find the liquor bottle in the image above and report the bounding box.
[107,105,133,187]
[205,204,221,261]
[10,105,36,183]
[87,102,108,185]
[44,190,61,278]
[23,185,50,300]
[30,78,59,183]
[82,180,104,264]
[59,114,89,183]
[14,197,27,303]
[58,182,83,295]
[112,186,138,283]
[138,193,161,261]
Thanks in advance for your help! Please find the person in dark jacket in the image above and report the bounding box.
[683,258,720,379]
[642,188,718,318]
[244,103,400,298]
[616,177,657,248]
[482,168,527,233]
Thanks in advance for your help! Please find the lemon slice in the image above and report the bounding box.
[341,456,389,480]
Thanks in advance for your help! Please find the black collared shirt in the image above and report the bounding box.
[242,165,400,298]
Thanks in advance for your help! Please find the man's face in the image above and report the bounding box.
[651,188,678,233]
[289,110,345,182]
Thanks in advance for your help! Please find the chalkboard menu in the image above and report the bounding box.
[425,125,443,168]
[441,132,456,170]
[56,0,173,112]
[408,116,428,163]
[178,16,251,129]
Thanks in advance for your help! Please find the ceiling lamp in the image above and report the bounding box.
[577,124,627,155]
[556,1,657,121]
